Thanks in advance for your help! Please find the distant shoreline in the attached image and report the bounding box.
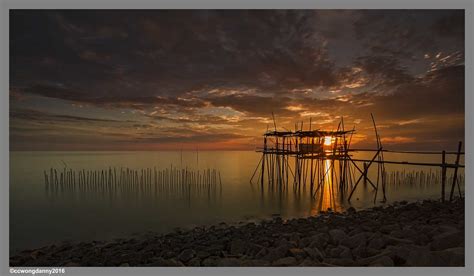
[10,197,464,267]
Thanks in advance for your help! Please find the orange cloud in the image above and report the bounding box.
[381,136,416,144]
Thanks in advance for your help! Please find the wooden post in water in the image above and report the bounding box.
[363,162,368,186]
[261,137,266,190]
[449,141,462,201]
[441,150,446,202]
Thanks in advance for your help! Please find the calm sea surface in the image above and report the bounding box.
[10,151,464,254]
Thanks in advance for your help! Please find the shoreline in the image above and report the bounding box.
[10,198,464,267]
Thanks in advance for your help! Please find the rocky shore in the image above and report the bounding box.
[10,198,464,267]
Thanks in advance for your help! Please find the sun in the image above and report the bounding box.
[324,136,333,146]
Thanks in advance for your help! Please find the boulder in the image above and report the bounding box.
[202,256,220,266]
[324,258,355,266]
[308,233,329,250]
[272,257,297,266]
[303,247,324,261]
[298,258,321,266]
[328,229,347,245]
[368,256,394,266]
[240,259,270,266]
[263,245,289,262]
[217,258,241,267]
[430,231,463,251]
[230,239,247,255]
[352,244,368,259]
[356,251,392,266]
[341,232,366,249]
[368,237,386,250]
[329,246,343,258]
[380,224,399,234]
[187,257,201,266]
[196,251,210,259]
[178,249,195,263]
[340,246,353,259]
[288,248,306,259]
[429,247,464,266]
[346,207,356,215]
[404,246,433,266]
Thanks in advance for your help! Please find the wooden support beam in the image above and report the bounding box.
[449,141,462,201]
[347,147,382,202]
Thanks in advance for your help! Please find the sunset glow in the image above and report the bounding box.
[9,10,464,151]
[324,136,333,146]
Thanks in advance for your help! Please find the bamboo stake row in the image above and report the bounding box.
[44,166,223,200]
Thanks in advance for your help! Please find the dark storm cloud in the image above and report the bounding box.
[354,55,414,89]
[365,65,464,120]
[11,10,339,101]
[431,10,465,38]
[353,10,464,60]
[9,10,465,150]
[10,108,133,123]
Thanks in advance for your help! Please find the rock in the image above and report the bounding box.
[368,237,386,250]
[430,231,463,251]
[263,245,289,262]
[230,239,247,255]
[178,249,195,263]
[163,251,175,259]
[120,263,130,267]
[346,207,356,214]
[147,257,169,266]
[430,247,464,266]
[328,229,347,245]
[288,248,306,259]
[196,251,210,259]
[202,256,220,266]
[308,233,329,250]
[340,246,353,259]
[255,248,268,258]
[390,229,418,240]
[217,258,241,267]
[385,236,414,245]
[272,257,297,266]
[298,258,321,266]
[368,256,394,266]
[414,233,430,246]
[205,244,224,255]
[245,243,263,256]
[289,233,301,243]
[436,225,459,234]
[380,224,399,234]
[241,259,270,266]
[366,247,381,257]
[341,232,366,249]
[356,251,392,266]
[187,257,201,266]
[404,246,433,266]
[329,247,343,258]
[352,244,368,259]
[324,258,355,266]
[303,247,324,261]
[348,228,364,237]
[299,237,312,248]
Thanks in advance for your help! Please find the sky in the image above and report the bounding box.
[10,10,464,151]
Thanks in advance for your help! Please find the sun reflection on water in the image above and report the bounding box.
[310,159,344,215]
